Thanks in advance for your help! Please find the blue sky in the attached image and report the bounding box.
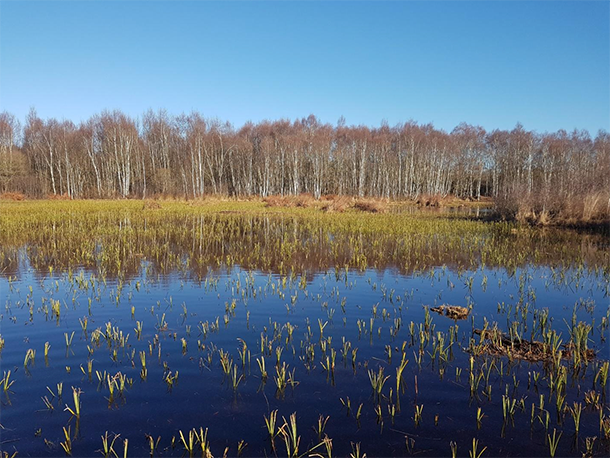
[1,1,608,133]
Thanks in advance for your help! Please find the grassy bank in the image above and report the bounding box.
[4,192,609,228]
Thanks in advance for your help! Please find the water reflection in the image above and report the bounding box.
[1,212,607,281]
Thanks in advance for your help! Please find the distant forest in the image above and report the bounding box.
[0,110,608,220]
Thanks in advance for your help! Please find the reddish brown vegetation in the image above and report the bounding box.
[496,190,610,226]
[0,192,26,201]
[416,195,440,208]
[352,198,388,213]
[262,194,392,213]
[320,195,352,213]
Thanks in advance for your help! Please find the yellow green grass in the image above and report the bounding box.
[0,200,607,280]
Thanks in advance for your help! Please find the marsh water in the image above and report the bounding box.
[0,203,608,457]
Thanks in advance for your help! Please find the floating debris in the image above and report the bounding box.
[430,305,470,320]
[473,328,596,362]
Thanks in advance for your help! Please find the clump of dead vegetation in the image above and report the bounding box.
[473,327,595,362]
[352,198,388,213]
[495,190,610,227]
[185,195,249,207]
[320,195,352,212]
[416,194,443,208]
[431,305,470,320]
[263,194,316,208]
[262,194,391,213]
[0,192,26,201]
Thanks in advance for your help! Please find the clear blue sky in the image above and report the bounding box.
[1,1,608,134]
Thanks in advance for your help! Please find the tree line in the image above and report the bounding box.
[0,109,608,218]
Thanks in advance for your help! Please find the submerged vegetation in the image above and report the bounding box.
[0,200,608,456]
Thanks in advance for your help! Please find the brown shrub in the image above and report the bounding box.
[581,192,607,221]
[321,195,353,212]
[294,193,315,208]
[495,188,610,226]
[416,194,442,208]
[0,192,26,201]
[263,195,286,207]
[352,198,388,213]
